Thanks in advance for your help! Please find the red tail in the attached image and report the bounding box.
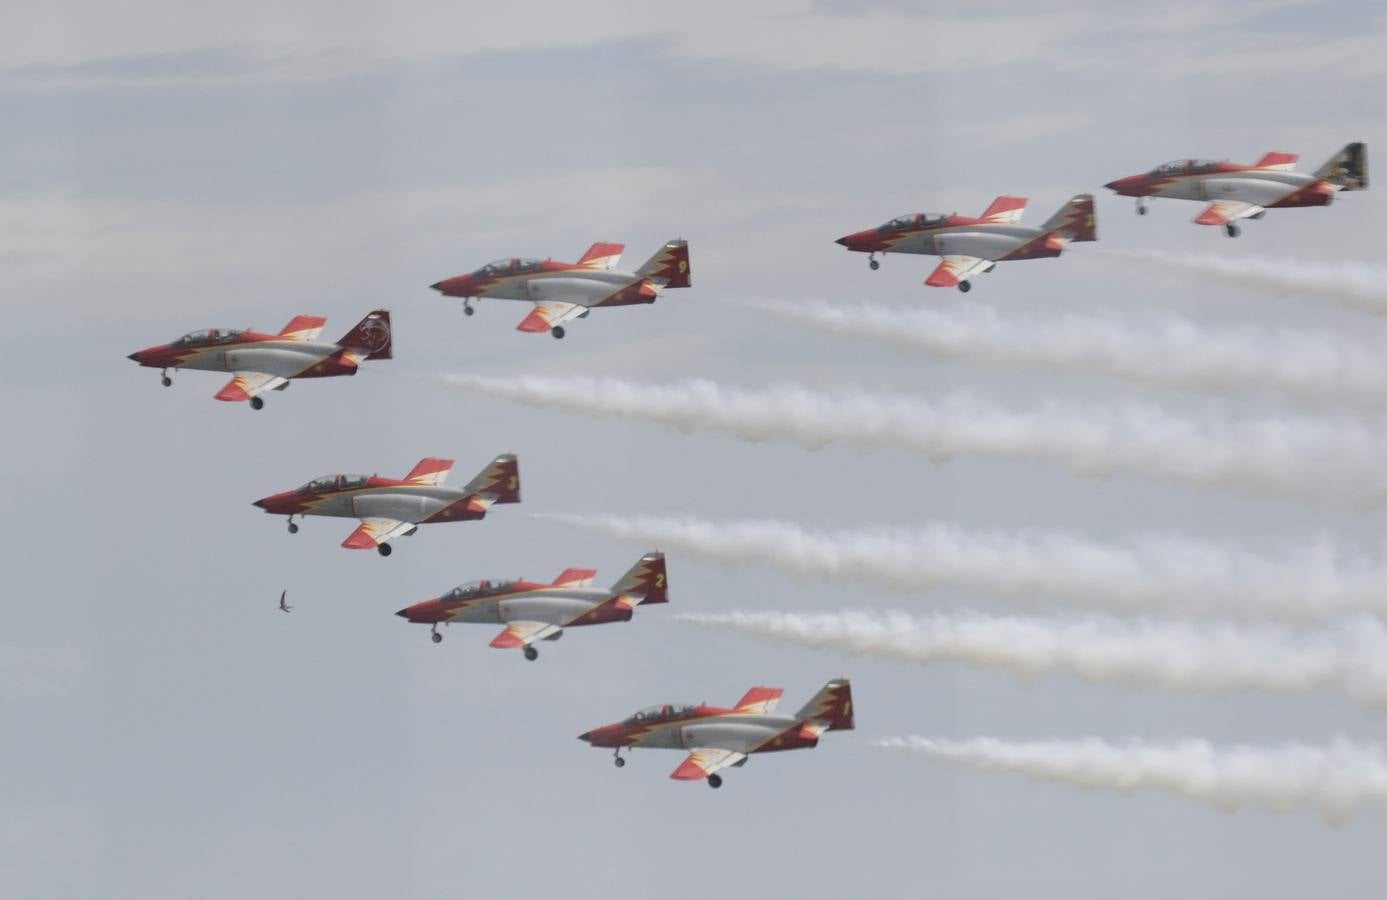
[636,240,691,289]
[337,310,392,360]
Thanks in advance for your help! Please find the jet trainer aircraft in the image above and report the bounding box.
[127,310,392,408]
[835,195,1096,291]
[1104,142,1368,236]
[578,679,854,788]
[395,552,668,659]
[429,239,691,338]
[252,454,520,556]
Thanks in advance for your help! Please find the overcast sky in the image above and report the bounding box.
[5,1,1387,897]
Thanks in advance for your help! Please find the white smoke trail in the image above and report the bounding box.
[1098,249,1387,314]
[433,374,1387,505]
[536,513,1387,622]
[679,610,1387,708]
[738,298,1387,404]
[874,735,1387,822]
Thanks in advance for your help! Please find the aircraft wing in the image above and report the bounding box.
[489,621,562,649]
[341,517,417,550]
[670,748,748,781]
[734,687,784,714]
[924,255,994,287]
[277,315,328,341]
[516,300,588,334]
[1194,200,1265,226]
[214,372,288,402]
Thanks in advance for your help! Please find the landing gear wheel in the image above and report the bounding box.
[869,258,880,271]
[707,774,723,789]
[551,326,566,340]
[160,376,173,387]
[377,543,393,557]
[1225,223,1240,238]
[249,396,264,410]
[1136,200,1148,216]
[614,756,626,768]
[523,646,539,661]
[957,280,972,293]
[431,631,442,644]
[463,304,475,316]
[287,522,299,535]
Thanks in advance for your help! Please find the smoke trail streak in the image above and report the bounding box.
[679,610,1387,708]
[432,374,1387,505]
[737,298,1387,403]
[874,735,1387,822]
[1098,249,1387,314]
[536,513,1387,622]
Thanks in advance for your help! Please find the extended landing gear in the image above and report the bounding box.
[463,300,475,316]
[613,748,626,768]
[957,280,972,293]
[551,326,566,340]
[286,516,299,535]
[377,543,393,557]
[1136,198,1148,216]
[868,253,880,271]
[430,626,442,644]
[707,774,723,789]
[249,396,264,410]
[1225,223,1241,238]
[523,645,539,661]
[160,369,173,387]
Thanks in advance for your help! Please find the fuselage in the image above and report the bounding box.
[837,217,1063,261]
[399,582,626,628]
[129,332,360,378]
[1105,161,1336,209]
[253,476,481,524]
[431,260,661,309]
[580,707,821,753]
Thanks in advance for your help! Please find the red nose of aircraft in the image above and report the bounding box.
[1104,175,1143,195]
[430,276,471,296]
[835,229,884,252]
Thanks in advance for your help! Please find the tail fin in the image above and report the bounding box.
[577,242,625,270]
[1254,151,1299,171]
[336,309,393,360]
[794,679,854,731]
[462,453,521,504]
[608,551,667,605]
[980,195,1027,224]
[1315,142,1368,191]
[636,239,691,289]
[552,568,598,588]
[1041,193,1097,242]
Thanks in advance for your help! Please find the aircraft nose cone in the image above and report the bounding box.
[395,608,410,618]
[429,281,444,291]
[834,236,849,246]
[1103,180,1118,190]
[126,352,140,362]
[252,499,266,509]
[577,731,592,742]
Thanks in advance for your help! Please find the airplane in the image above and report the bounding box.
[429,239,691,338]
[126,310,392,409]
[577,678,854,788]
[251,454,520,556]
[278,591,292,613]
[835,195,1096,292]
[395,552,668,660]
[1104,142,1368,236]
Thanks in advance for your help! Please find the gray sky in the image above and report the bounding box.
[5,1,1387,897]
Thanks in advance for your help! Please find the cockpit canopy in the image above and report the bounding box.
[878,213,949,232]
[1151,159,1220,175]
[475,257,544,277]
[623,703,698,724]
[444,579,518,600]
[171,328,244,346]
[296,474,369,494]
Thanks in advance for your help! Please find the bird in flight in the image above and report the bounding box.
[278,591,292,613]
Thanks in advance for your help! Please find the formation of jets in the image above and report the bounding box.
[130,141,1365,788]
